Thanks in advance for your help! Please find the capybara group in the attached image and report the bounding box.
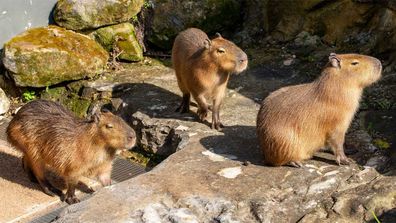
[172,28,248,130]
[257,53,382,167]
[7,100,136,204]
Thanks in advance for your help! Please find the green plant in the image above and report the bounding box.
[376,99,392,110]
[143,0,151,9]
[22,90,36,102]
[372,210,381,223]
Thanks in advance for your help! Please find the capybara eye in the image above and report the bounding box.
[217,48,226,53]
[351,61,359,65]
[106,123,114,129]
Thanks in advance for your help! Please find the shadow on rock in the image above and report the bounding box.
[199,125,264,166]
[0,151,42,192]
[112,83,199,123]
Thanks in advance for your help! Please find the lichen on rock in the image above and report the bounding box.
[2,26,109,87]
[54,0,144,30]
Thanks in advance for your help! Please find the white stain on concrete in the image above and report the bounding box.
[217,167,242,179]
[202,150,238,162]
[307,177,337,195]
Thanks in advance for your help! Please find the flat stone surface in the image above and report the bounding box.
[55,58,396,222]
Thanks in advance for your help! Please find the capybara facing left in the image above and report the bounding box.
[7,100,136,204]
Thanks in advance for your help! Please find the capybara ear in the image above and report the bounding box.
[329,53,341,68]
[204,38,212,49]
[215,32,222,38]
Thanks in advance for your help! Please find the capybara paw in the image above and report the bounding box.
[65,195,80,204]
[197,108,208,121]
[211,121,224,131]
[287,161,303,168]
[336,155,353,165]
[42,187,57,197]
[99,176,112,187]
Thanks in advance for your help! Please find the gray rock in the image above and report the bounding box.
[148,0,242,49]
[0,88,10,115]
[54,0,144,30]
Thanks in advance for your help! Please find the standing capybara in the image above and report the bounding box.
[7,100,136,204]
[257,53,382,167]
[172,28,248,130]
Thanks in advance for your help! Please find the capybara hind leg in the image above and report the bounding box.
[328,131,353,165]
[193,94,209,121]
[64,179,80,204]
[176,93,191,113]
[22,156,38,183]
[28,157,62,196]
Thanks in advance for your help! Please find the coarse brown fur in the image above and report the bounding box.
[7,100,136,204]
[172,28,248,130]
[257,53,382,167]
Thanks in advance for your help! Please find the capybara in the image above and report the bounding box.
[7,100,136,204]
[172,28,248,130]
[257,53,382,167]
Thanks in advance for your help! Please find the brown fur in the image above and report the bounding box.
[257,53,382,166]
[172,28,248,130]
[7,100,136,204]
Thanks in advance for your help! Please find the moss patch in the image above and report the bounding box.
[3,26,109,87]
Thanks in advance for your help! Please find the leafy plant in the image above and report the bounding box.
[22,90,36,102]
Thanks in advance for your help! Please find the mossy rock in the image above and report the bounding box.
[2,26,109,87]
[148,0,242,50]
[40,86,92,118]
[90,23,143,62]
[54,0,144,30]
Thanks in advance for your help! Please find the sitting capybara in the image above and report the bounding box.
[7,100,136,204]
[257,53,382,167]
[172,28,248,130]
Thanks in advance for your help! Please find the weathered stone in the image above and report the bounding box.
[54,0,144,30]
[2,26,109,87]
[0,88,10,115]
[54,54,395,223]
[90,23,143,62]
[148,0,242,49]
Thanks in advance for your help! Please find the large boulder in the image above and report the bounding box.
[54,0,144,30]
[90,23,143,62]
[2,26,109,87]
[0,88,10,115]
[147,0,242,50]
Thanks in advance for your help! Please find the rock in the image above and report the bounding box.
[2,26,109,87]
[90,23,143,62]
[54,0,144,30]
[148,0,242,50]
[0,88,10,115]
[294,31,321,47]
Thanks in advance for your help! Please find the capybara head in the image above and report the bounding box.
[93,110,136,150]
[326,53,382,87]
[204,33,248,74]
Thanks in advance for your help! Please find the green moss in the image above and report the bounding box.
[373,139,391,150]
[91,23,143,62]
[4,26,109,87]
[124,147,166,167]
